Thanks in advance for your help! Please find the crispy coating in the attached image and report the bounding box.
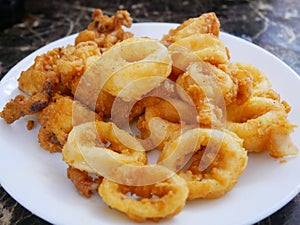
[14,12,136,128]
[72,77,116,117]
[75,9,133,49]
[176,62,237,127]
[37,94,102,153]
[145,98,197,124]
[18,41,101,97]
[67,166,102,198]
[138,116,183,151]
[26,120,35,130]
[224,63,253,104]
[179,61,238,105]
[158,128,248,200]
[110,79,179,129]
[0,92,50,124]
[226,97,298,157]
[62,121,147,175]
[225,63,280,102]
[169,34,230,73]
[164,13,225,79]
[162,12,220,45]
[136,97,199,150]
[58,41,102,92]
[82,37,172,102]
[18,47,62,96]
[98,167,189,222]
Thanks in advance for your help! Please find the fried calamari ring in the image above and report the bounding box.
[226,97,298,157]
[62,121,147,175]
[98,165,188,222]
[168,33,229,73]
[225,63,280,100]
[80,37,172,102]
[223,63,253,104]
[158,128,248,200]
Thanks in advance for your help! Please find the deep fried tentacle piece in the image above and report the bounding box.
[75,9,133,49]
[38,126,62,152]
[0,80,53,124]
[0,92,50,124]
[67,166,102,198]
[37,94,102,153]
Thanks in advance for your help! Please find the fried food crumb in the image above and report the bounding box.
[26,120,35,130]
[280,159,287,164]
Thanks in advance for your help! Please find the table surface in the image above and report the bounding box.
[0,0,299,224]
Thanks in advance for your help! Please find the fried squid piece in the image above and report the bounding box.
[18,41,101,97]
[0,92,50,124]
[75,9,133,49]
[98,169,188,222]
[162,12,220,45]
[37,94,102,153]
[158,128,248,200]
[18,47,63,96]
[67,166,102,198]
[225,62,280,101]
[57,41,101,92]
[226,97,298,158]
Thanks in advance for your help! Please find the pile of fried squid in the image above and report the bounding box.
[0,9,298,222]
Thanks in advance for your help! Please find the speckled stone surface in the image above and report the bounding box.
[0,0,299,224]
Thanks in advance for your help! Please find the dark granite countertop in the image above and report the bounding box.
[0,0,299,224]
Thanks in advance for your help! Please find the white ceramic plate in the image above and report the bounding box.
[0,23,300,225]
